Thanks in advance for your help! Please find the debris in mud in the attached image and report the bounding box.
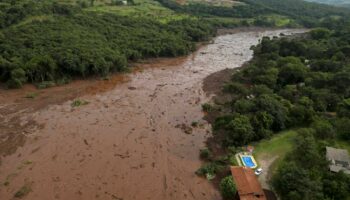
[24,92,39,99]
[52,176,61,182]
[175,123,193,134]
[191,121,199,127]
[114,153,130,159]
[0,132,26,158]
[71,99,89,107]
[128,86,137,90]
[31,147,40,154]
[14,182,32,198]
[111,194,123,200]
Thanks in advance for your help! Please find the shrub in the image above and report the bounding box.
[196,163,216,176]
[229,155,238,165]
[71,99,89,107]
[337,99,350,118]
[202,103,213,112]
[335,118,350,140]
[35,81,56,89]
[25,92,38,99]
[219,176,236,200]
[200,148,211,159]
[191,121,199,127]
[195,162,223,180]
[6,79,23,89]
[6,68,27,88]
[311,118,335,139]
[14,185,32,198]
[225,114,254,145]
[310,28,331,40]
[56,76,71,86]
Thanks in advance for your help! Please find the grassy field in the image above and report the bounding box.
[7,0,294,28]
[254,130,297,160]
[253,130,297,172]
[251,130,298,188]
[184,0,246,7]
[253,130,350,191]
[84,0,192,23]
[265,15,294,27]
[7,0,194,27]
[253,130,350,165]
[83,0,251,24]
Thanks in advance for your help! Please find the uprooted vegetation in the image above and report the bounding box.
[14,183,32,198]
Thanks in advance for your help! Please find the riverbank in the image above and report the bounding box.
[200,29,309,191]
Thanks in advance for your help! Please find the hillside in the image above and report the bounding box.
[305,0,350,7]
[0,0,349,89]
[0,0,216,88]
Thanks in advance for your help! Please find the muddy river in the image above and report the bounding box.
[0,29,305,200]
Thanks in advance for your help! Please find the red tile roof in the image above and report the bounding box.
[230,166,266,200]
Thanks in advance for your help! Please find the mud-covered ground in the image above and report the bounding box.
[0,29,305,200]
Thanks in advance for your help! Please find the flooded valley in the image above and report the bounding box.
[0,29,305,200]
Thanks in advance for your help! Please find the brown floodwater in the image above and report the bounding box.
[0,29,306,200]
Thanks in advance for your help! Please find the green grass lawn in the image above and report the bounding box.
[185,0,246,7]
[10,0,192,28]
[85,0,172,14]
[206,16,248,26]
[14,0,192,25]
[260,14,295,27]
[253,130,297,174]
[254,130,297,160]
[253,130,350,181]
[84,0,192,23]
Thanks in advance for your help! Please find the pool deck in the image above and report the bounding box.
[235,153,243,166]
[235,152,258,169]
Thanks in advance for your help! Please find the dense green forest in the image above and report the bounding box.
[1,0,349,88]
[200,22,350,199]
[0,0,216,88]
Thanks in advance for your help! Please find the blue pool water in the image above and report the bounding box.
[241,156,256,168]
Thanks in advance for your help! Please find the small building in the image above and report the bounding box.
[230,166,267,200]
[246,146,254,153]
[326,147,350,174]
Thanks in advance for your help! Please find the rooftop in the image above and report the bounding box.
[230,166,266,200]
[326,147,350,174]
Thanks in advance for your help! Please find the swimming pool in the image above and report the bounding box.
[240,155,257,168]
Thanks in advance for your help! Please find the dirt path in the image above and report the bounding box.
[257,155,279,189]
[0,29,306,200]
